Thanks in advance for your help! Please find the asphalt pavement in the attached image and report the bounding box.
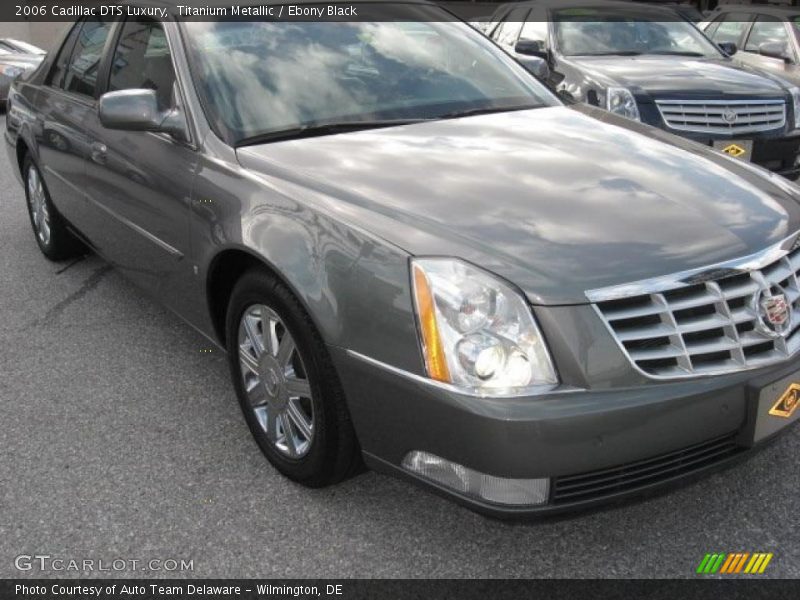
[0,123,798,579]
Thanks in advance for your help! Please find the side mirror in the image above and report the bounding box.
[99,89,188,141]
[717,41,737,57]
[517,55,551,80]
[515,39,548,59]
[759,41,792,63]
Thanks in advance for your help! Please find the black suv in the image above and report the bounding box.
[488,0,800,179]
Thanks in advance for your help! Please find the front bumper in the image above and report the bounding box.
[640,107,800,179]
[331,346,800,518]
[688,131,799,179]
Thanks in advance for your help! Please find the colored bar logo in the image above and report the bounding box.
[696,553,773,574]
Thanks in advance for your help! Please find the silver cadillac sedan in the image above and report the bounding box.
[6,1,800,517]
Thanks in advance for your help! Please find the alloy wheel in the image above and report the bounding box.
[27,165,51,246]
[237,304,315,458]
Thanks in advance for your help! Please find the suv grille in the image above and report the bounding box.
[655,99,786,135]
[592,245,800,378]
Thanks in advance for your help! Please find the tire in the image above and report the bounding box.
[225,269,362,487]
[23,155,83,261]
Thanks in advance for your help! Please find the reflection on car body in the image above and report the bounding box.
[0,38,45,104]
[488,0,800,180]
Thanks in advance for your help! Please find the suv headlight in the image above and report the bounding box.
[790,87,800,130]
[411,258,557,396]
[606,86,640,121]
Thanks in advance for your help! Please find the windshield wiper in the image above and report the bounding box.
[576,50,706,57]
[576,51,644,57]
[645,50,706,57]
[436,104,541,121]
[235,118,430,147]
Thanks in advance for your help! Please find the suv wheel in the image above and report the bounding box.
[225,269,361,487]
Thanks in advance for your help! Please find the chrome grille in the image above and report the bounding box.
[589,241,800,379]
[655,99,786,135]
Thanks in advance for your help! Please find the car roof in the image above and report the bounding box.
[712,4,799,18]
[491,0,684,17]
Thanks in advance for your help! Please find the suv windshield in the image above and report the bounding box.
[554,8,723,58]
[182,4,559,145]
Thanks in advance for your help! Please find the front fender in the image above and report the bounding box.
[193,151,425,376]
[5,84,42,182]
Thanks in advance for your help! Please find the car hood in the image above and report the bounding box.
[0,53,43,69]
[568,56,789,98]
[237,106,800,305]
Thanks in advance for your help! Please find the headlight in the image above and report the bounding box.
[411,258,557,396]
[0,65,26,78]
[606,86,640,121]
[790,87,800,130]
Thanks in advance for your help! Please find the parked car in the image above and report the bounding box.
[487,0,800,179]
[7,1,800,518]
[701,5,800,87]
[0,46,44,105]
[0,38,46,56]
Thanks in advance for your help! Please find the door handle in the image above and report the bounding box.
[90,142,108,164]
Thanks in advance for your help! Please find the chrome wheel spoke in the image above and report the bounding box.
[265,408,279,444]
[243,310,265,356]
[276,332,296,367]
[286,399,313,441]
[253,405,268,432]
[285,376,311,399]
[239,346,260,375]
[280,412,299,456]
[264,314,280,357]
[246,379,268,408]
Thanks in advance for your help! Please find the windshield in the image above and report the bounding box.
[553,8,723,57]
[182,4,559,145]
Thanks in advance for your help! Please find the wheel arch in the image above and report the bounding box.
[14,122,40,178]
[205,246,323,348]
[16,137,30,174]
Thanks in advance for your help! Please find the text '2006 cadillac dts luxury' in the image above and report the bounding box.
[5,1,800,517]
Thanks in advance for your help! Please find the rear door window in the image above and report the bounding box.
[61,19,113,97]
[47,23,82,88]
